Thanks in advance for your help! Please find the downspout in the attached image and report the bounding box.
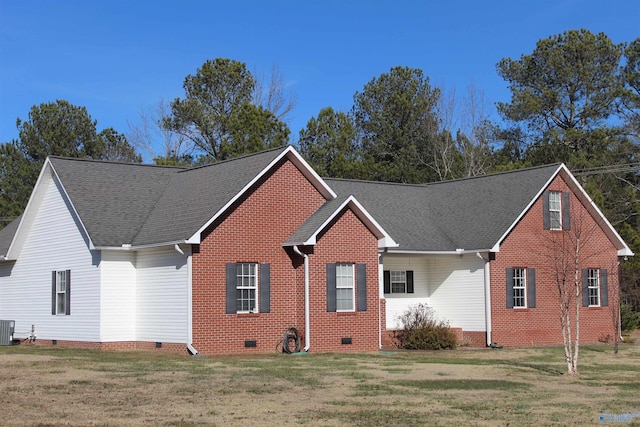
[378,252,385,350]
[477,252,492,347]
[175,244,198,356]
[293,246,310,352]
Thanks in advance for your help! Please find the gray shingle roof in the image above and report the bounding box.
[324,164,561,252]
[132,147,288,245]
[0,215,21,257]
[48,147,289,247]
[49,157,183,247]
[5,147,562,253]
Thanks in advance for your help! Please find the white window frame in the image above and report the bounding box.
[390,271,407,294]
[55,270,69,315]
[236,263,258,313]
[513,267,527,308]
[549,191,562,230]
[588,268,600,307]
[336,263,355,312]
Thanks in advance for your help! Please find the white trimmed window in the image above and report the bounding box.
[513,268,526,308]
[52,270,70,315]
[587,268,600,307]
[236,263,258,313]
[549,191,562,230]
[390,271,407,293]
[336,263,354,311]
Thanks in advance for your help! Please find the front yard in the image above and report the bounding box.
[0,343,638,426]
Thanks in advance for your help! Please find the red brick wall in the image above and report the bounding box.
[191,159,380,354]
[305,209,380,352]
[490,174,620,347]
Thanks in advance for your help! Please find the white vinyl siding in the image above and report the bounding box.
[0,176,100,341]
[382,254,485,332]
[382,256,430,329]
[427,255,485,331]
[136,247,189,343]
[100,251,136,341]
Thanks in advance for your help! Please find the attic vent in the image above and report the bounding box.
[0,320,15,346]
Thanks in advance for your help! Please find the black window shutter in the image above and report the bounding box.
[260,263,270,313]
[527,268,536,308]
[601,269,608,307]
[65,270,71,315]
[581,269,589,307]
[542,191,551,230]
[51,271,56,315]
[326,263,337,312]
[562,192,571,230]
[383,270,390,294]
[407,271,414,294]
[226,263,237,314]
[357,264,366,311]
[506,268,515,308]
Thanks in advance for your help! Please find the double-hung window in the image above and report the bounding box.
[327,263,367,312]
[582,268,609,308]
[383,270,415,294]
[512,268,527,308]
[52,270,71,315]
[226,262,270,314]
[236,263,258,313]
[587,269,600,306]
[335,264,355,311]
[549,191,562,230]
[506,267,535,309]
[544,190,570,230]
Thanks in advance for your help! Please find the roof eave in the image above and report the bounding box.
[384,248,494,255]
[187,146,337,244]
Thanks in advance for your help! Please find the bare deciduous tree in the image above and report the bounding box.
[541,202,613,375]
[127,98,192,164]
[253,63,297,124]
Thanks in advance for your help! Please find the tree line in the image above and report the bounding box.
[1,29,639,312]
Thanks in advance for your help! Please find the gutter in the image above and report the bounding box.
[477,252,492,346]
[293,245,311,352]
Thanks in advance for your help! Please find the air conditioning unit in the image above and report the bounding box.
[0,320,15,346]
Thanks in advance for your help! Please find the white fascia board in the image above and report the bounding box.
[558,165,634,257]
[285,146,337,199]
[492,165,563,254]
[187,146,337,244]
[301,196,398,249]
[95,240,186,251]
[48,159,96,250]
[6,159,96,258]
[491,164,634,257]
[384,248,494,255]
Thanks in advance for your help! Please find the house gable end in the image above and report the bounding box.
[186,146,337,245]
[5,159,95,260]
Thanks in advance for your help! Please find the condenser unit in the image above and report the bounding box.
[0,320,15,345]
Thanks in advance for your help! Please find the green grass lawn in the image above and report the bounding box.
[0,343,638,426]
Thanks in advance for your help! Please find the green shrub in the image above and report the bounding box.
[395,303,457,350]
[621,304,640,332]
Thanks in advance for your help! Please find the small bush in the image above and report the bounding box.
[620,304,640,332]
[395,303,457,350]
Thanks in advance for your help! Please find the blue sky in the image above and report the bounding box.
[1,1,638,161]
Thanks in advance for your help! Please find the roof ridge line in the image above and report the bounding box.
[177,145,290,173]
